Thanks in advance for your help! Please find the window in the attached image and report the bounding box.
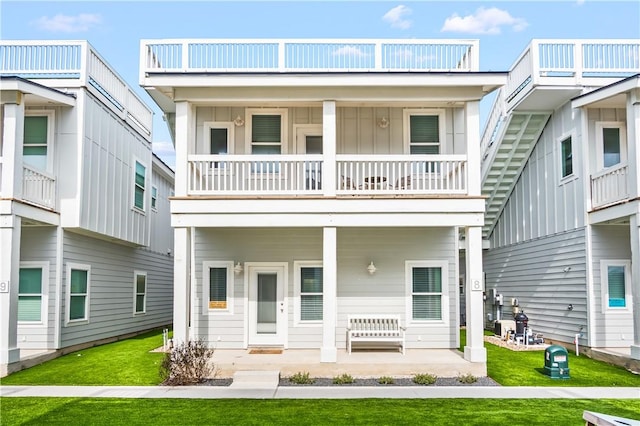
[134,272,147,314]
[601,260,630,311]
[596,122,627,170]
[18,267,43,322]
[560,136,573,178]
[151,187,158,210]
[204,122,234,167]
[295,263,323,324]
[247,109,287,155]
[67,264,90,323]
[23,114,52,170]
[134,161,146,210]
[406,261,448,322]
[203,261,234,314]
[403,110,444,155]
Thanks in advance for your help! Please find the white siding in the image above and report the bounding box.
[590,225,633,347]
[60,231,173,348]
[484,228,588,344]
[149,166,173,255]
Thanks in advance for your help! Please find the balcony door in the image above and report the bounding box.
[247,263,287,347]
[296,125,322,190]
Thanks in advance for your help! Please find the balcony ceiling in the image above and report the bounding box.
[509,86,582,112]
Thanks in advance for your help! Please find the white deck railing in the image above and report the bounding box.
[591,164,629,209]
[188,155,467,196]
[22,165,56,209]
[0,41,153,136]
[141,39,479,74]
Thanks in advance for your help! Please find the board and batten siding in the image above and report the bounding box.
[17,227,58,350]
[149,166,174,255]
[193,227,458,350]
[78,91,152,247]
[194,106,467,155]
[490,103,585,248]
[60,231,173,348]
[484,228,588,345]
[590,224,633,347]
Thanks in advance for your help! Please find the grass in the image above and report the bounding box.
[2,398,639,425]
[0,330,166,386]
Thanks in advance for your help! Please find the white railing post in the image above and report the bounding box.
[530,40,541,85]
[575,40,584,84]
[374,42,382,70]
[181,41,190,72]
[278,42,286,71]
[323,101,337,196]
[79,41,90,87]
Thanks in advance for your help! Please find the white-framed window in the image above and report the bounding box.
[595,122,627,170]
[66,263,90,324]
[601,260,631,312]
[23,110,55,171]
[559,133,574,180]
[134,271,147,315]
[403,109,445,155]
[203,261,234,314]
[204,121,234,156]
[18,262,49,324]
[133,159,147,211]
[245,108,288,155]
[294,261,323,326]
[151,186,158,210]
[406,260,448,323]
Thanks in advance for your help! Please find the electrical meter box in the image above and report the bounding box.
[543,345,570,379]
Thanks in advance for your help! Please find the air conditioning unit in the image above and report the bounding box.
[494,320,516,339]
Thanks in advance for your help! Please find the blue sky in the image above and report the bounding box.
[2,0,639,167]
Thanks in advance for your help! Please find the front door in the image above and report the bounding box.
[248,264,286,346]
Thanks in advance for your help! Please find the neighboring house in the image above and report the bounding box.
[0,41,175,376]
[139,38,505,365]
[481,39,640,360]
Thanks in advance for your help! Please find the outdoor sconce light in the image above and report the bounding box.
[233,115,245,127]
[367,261,377,275]
[234,262,244,275]
[377,117,389,129]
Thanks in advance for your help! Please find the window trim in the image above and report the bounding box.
[600,259,631,313]
[132,158,147,213]
[18,261,49,326]
[133,271,147,315]
[402,109,446,155]
[595,121,627,170]
[204,121,235,155]
[66,263,91,325]
[405,260,449,325]
[23,110,55,172]
[293,261,323,327]
[203,261,234,315]
[558,131,576,183]
[151,186,158,211]
[245,108,288,155]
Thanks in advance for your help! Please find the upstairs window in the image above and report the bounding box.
[151,186,158,210]
[410,115,440,154]
[247,109,287,156]
[560,135,573,179]
[23,115,50,170]
[596,122,627,170]
[134,161,146,210]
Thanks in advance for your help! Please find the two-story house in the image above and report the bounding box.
[0,41,175,376]
[139,38,505,371]
[481,39,640,366]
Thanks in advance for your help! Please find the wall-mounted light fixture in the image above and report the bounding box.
[234,262,244,275]
[377,117,389,129]
[367,261,377,275]
[233,115,245,127]
[567,304,573,311]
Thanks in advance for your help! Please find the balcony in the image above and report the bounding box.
[591,164,629,209]
[187,155,467,197]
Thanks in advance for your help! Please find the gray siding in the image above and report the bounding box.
[60,231,172,348]
[149,166,173,255]
[484,228,588,344]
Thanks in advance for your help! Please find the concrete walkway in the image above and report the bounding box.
[1,385,638,399]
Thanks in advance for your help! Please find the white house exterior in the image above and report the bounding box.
[481,40,640,362]
[0,41,175,376]
[139,38,505,366]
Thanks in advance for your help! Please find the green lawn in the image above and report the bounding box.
[2,398,639,426]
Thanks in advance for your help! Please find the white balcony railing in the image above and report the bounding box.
[22,165,56,209]
[187,155,467,196]
[591,164,629,209]
[141,39,479,75]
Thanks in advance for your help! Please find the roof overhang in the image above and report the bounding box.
[0,76,76,106]
[572,74,640,109]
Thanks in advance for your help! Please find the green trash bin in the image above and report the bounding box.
[543,345,570,379]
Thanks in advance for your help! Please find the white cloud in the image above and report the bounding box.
[441,7,528,35]
[383,5,413,30]
[32,13,101,33]
[153,140,176,169]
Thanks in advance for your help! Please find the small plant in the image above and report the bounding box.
[413,373,437,385]
[333,373,354,385]
[289,371,315,385]
[378,376,395,385]
[457,373,478,384]
[160,339,215,386]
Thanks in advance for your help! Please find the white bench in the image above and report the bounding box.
[346,315,406,354]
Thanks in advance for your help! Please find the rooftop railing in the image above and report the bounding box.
[0,40,153,137]
[140,39,479,75]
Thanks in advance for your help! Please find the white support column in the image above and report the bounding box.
[0,215,21,375]
[1,101,25,199]
[630,214,640,360]
[174,101,195,197]
[173,227,191,345]
[321,226,337,362]
[465,100,481,196]
[464,226,486,363]
[322,101,337,197]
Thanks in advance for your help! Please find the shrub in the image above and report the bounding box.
[333,373,354,385]
[457,373,478,384]
[378,376,395,385]
[413,373,437,385]
[289,371,315,385]
[160,339,215,385]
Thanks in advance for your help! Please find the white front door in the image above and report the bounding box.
[247,264,287,346]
